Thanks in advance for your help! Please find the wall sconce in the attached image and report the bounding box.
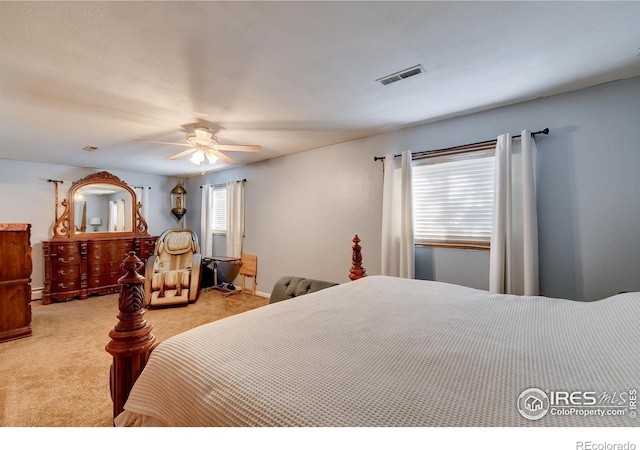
[89,217,102,232]
[171,181,187,221]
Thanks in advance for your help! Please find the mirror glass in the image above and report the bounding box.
[72,183,134,234]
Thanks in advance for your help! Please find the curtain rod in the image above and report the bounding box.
[200,179,247,188]
[374,128,549,162]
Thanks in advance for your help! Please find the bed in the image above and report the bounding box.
[110,257,640,427]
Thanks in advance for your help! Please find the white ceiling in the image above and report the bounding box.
[1,1,639,177]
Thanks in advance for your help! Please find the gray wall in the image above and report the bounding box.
[0,160,176,295]
[4,77,636,301]
[188,76,640,301]
[188,139,384,295]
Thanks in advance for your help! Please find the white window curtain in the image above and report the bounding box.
[226,181,245,259]
[489,130,539,295]
[108,199,126,231]
[200,184,214,258]
[116,199,126,231]
[108,200,117,231]
[381,150,415,278]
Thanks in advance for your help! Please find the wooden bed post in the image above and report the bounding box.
[105,251,156,423]
[349,234,367,281]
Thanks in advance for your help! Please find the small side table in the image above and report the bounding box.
[203,256,242,298]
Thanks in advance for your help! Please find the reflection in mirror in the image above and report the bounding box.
[73,183,133,233]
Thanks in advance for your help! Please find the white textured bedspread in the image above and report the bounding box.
[115,276,640,427]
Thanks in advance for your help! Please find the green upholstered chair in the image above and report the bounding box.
[270,276,338,304]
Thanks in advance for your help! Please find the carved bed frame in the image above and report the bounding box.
[106,235,367,423]
[105,252,156,421]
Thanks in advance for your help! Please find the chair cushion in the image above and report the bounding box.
[149,270,191,306]
[164,232,196,255]
[152,270,190,290]
[270,276,338,304]
[150,290,189,306]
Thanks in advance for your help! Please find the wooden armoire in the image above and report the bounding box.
[0,223,32,343]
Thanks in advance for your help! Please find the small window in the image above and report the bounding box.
[212,185,227,234]
[412,149,495,249]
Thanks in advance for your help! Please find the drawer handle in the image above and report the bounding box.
[60,257,75,263]
[57,268,75,276]
[57,282,74,289]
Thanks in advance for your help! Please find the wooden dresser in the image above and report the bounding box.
[0,223,33,343]
[42,235,157,304]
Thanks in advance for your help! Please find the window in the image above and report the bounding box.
[212,185,227,234]
[412,148,495,249]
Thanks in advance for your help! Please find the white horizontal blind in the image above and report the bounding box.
[212,185,227,234]
[412,149,495,247]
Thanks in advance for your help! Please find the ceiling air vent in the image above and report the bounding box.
[377,64,425,86]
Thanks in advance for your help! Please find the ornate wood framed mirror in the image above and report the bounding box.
[52,171,148,239]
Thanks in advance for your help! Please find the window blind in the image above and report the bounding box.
[212,185,227,234]
[412,149,495,247]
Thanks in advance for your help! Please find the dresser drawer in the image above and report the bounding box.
[88,261,123,275]
[51,253,81,267]
[88,272,122,288]
[52,278,81,293]
[89,240,133,252]
[88,250,130,263]
[138,237,157,260]
[49,242,80,256]
[51,265,81,279]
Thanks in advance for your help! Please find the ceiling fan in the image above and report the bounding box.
[137,126,262,167]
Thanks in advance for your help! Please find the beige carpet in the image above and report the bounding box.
[0,289,268,427]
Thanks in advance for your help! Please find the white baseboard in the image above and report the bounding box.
[31,287,43,300]
[255,290,270,299]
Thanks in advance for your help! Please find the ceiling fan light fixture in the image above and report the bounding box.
[186,129,218,149]
[190,150,205,164]
[194,127,212,145]
[139,123,261,168]
[205,151,218,164]
[186,133,197,145]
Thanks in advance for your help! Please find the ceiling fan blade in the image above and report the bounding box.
[135,140,191,147]
[166,148,198,160]
[216,144,262,152]
[213,150,236,165]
